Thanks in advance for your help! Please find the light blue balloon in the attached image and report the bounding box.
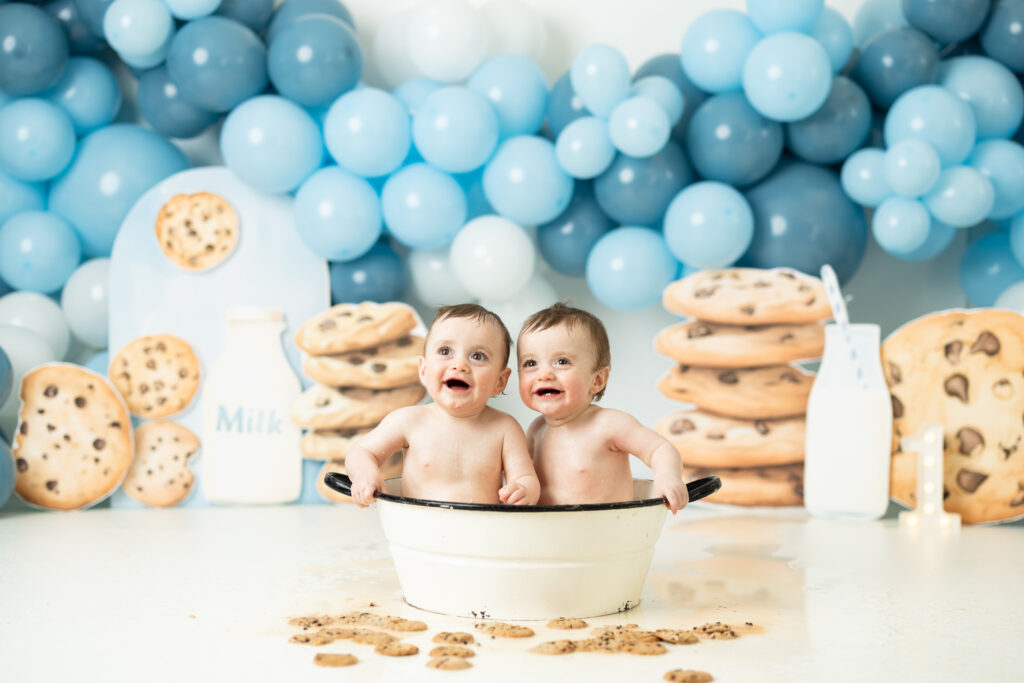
[899,218,957,261]
[483,136,574,226]
[45,57,121,136]
[785,76,871,165]
[393,77,443,117]
[960,230,1024,305]
[585,227,679,311]
[116,28,174,70]
[746,0,824,34]
[555,117,615,179]
[547,71,590,138]
[220,95,322,194]
[872,196,932,256]
[0,99,75,182]
[0,211,81,293]
[686,91,783,187]
[267,14,362,108]
[381,163,466,249]
[630,76,684,126]
[453,168,493,221]
[103,0,173,57]
[412,86,499,173]
[607,96,670,158]
[48,124,189,258]
[663,181,754,268]
[594,141,693,226]
[884,139,941,198]
[939,56,1024,141]
[811,7,854,73]
[923,166,995,227]
[841,148,891,206]
[884,86,977,167]
[536,190,613,277]
[0,3,68,96]
[570,44,631,118]
[164,0,223,21]
[42,0,106,55]
[852,0,908,46]
[1011,212,1024,267]
[742,32,833,122]
[680,9,762,93]
[967,140,1024,220]
[82,350,110,376]
[634,53,708,143]
[265,0,354,45]
[0,345,11,407]
[324,88,410,178]
[215,0,273,32]
[0,168,45,226]
[294,166,381,261]
[1,437,14,509]
[467,54,548,138]
[980,0,1024,72]
[137,66,219,139]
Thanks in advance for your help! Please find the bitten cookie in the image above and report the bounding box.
[655,321,824,368]
[657,364,814,419]
[109,334,201,418]
[655,409,805,468]
[155,192,239,271]
[295,302,418,356]
[12,364,133,510]
[685,464,804,507]
[315,452,403,503]
[290,383,426,430]
[882,309,1024,524]
[663,267,830,325]
[122,421,199,507]
[303,335,425,389]
[301,426,373,460]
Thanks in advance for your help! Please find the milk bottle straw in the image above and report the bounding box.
[819,264,867,390]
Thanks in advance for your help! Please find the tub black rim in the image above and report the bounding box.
[323,473,722,512]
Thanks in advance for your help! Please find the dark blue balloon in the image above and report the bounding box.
[537,190,614,276]
[853,28,939,108]
[742,160,868,284]
[0,345,12,408]
[686,91,783,187]
[329,240,409,304]
[546,71,590,139]
[981,0,1024,72]
[72,0,114,37]
[43,0,105,55]
[1,435,14,509]
[633,52,707,144]
[0,3,69,95]
[268,14,362,107]
[960,230,1024,305]
[786,76,872,165]
[266,0,354,44]
[137,66,220,139]
[216,0,275,34]
[593,140,694,226]
[902,0,991,44]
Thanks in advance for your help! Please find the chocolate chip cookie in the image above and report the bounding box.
[290,383,426,430]
[303,335,424,389]
[155,192,239,272]
[109,334,201,418]
[658,363,814,419]
[655,321,825,368]
[295,302,419,356]
[685,464,804,507]
[122,420,199,507]
[655,409,805,467]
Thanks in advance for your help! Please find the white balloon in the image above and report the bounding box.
[407,0,491,83]
[0,324,58,439]
[0,292,71,360]
[994,280,1024,313]
[480,274,559,339]
[409,246,475,307]
[481,0,547,62]
[60,258,110,349]
[450,215,536,302]
[373,11,421,88]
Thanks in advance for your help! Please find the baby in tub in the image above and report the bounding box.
[346,303,541,507]
[517,303,689,513]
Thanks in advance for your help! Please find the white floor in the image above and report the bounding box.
[1,502,1020,682]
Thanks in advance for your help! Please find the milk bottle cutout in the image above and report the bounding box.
[803,265,892,520]
[202,307,302,504]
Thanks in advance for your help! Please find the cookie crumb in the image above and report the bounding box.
[313,653,357,667]
[664,669,713,682]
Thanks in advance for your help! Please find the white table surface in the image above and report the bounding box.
[1,502,1021,683]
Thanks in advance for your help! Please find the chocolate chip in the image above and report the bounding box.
[887,361,902,384]
[43,385,58,397]
[992,379,1013,399]
[348,356,365,365]
[678,365,690,373]
[178,368,189,378]
[357,315,373,322]
[397,337,413,347]
[740,305,755,315]
[140,384,150,395]
[74,397,86,408]
[16,458,27,472]
[717,371,738,385]
[372,363,387,373]
[93,438,106,451]
[891,395,904,419]
[45,480,57,491]
[694,286,717,298]
[956,469,988,493]
[1011,484,1024,507]
[19,422,27,435]
[153,380,164,391]
[753,280,770,288]
[110,421,121,429]
[146,359,156,369]
[156,342,167,352]
[753,421,770,435]
[779,370,800,383]
[779,333,795,342]
[956,427,984,456]
[669,418,696,434]
[804,296,816,306]
[707,432,725,440]
[944,374,969,402]
[319,319,336,331]
[1000,439,1019,459]
[46,424,55,432]
[779,272,795,279]
[970,331,1000,356]
[944,341,964,364]
[687,325,712,339]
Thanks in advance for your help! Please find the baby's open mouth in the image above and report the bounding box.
[444,378,470,390]
[536,388,562,397]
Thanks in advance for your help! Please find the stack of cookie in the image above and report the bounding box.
[653,268,831,507]
[290,302,427,501]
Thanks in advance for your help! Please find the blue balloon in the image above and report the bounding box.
[922,166,995,227]
[166,16,267,113]
[852,28,939,109]
[871,196,932,256]
[324,88,410,178]
[593,140,693,226]
[117,28,175,70]
[547,71,590,138]
[412,86,499,173]
[852,0,908,46]
[633,53,708,143]
[103,0,173,57]
[453,167,492,221]
[392,77,443,117]
[268,14,362,107]
[0,98,76,182]
[380,163,466,249]
[1011,211,1024,267]
[329,240,408,304]
[45,57,121,136]
[981,0,1024,72]
[902,0,991,44]
[680,9,762,93]
[0,210,81,293]
[747,0,824,34]
[608,96,670,158]
[786,76,871,165]
[899,219,957,261]
[137,66,219,139]
[939,56,1024,140]
[742,161,868,283]
[555,116,616,179]
[266,0,354,44]
[742,32,833,122]
[0,3,69,96]
[885,86,977,167]
[884,139,941,198]
[0,345,11,407]
[663,181,754,268]
[1,436,14,510]
[164,0,222,21]
[968,139,1024,219]
[74,0,116,36]
[630,76,684,126]
[960,230,1024,305]
[467,54,548,139]
[811,7,854,73]
[841,148,891,206]
[82,350,109,376]
[570,44,631,118]
[686,91,783,187]
[49,124,189,257]
[294,166,381,261]
[483,135,574,226]
[586,227,679,311]
[42,0,106,54]
[216,0,274,32]
[0,168,45,226]
[536,190,613,277]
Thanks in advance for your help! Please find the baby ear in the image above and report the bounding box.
[591,366,610,396]
[417,355,427,382]
[493,367,512,395]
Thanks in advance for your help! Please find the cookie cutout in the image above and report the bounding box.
[303,335,425,389]
[313,653,357,667]
[664,670,713,682]
[155,192,239,272]
[433,632,475,646]
[547,617,587,630]
[658,364,813,420]
[686,464,804,507]
[109,334,200,418]
[427,657,473,670]
[655,321,824,368]
[122,420,199,507]
[655,409,805,468]
[290,383,426,430]
[429,646,475,658]
[295,302,418,356]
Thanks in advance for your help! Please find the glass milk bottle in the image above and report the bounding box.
[804,323,893,520]
[202,307,302,504]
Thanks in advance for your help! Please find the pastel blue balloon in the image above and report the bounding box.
[923,166,995,227]
[137,66,219,139]
[871,196,932,256]
[536,191,613,277]
[164,0,223,21]
[393,77,443,117]
[216,0,273,32]
[268,14,362,107]
[453,168,492,221]
[959,230,1024,305]
[586,227,679,311]
[0,99,76,182]
[0,4,68,96]
[483,136,574,226]
[593,140,693,226]
[116,28,174,70]
[634,53,707,142]
[742,32,833,122]
[266,0,354,45]
[939,56,1024,140]
[841,148,891,207]
[902,0,991,44]
[329,240,408,304]
[686,91,783,187]
[664,181,754,268]
[570,44,631,118]
[294,166,381,261]
[786,76,871,165]
[885,86,977,167]
[467,55,548,139]
[852,28,939,109]
[1,437,14,509]
[899,218,957,261]
[45,57,121,136]
[42,0,106,54]
[852,0,908,46]
[811,7,854,73]
[324,88,410,178]
[221,95,322,194]
[380,163,466,249]
[82,350,110,376]
[746,0,824,34]
[74,0,116,36]
[608,96,670,158]
[0,345,12,407]
[547,71,590,138]
[103,0,173,56]
[630,76,684,126]
[0,211,81,293]
[980,0,1024,72]
[680,9,762,93]
[1011,212,1024,266]
[48,124,189,257]
[555,116,615,179]
[412,87,499,173]
[166,16,267,113]
[742,161,868,283]
[0,169,45,226]
[884,139,941,197]
[968,140,1024,219]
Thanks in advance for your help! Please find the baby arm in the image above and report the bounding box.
[344,410,409,507]
[497,418,541,506]
[608,411,688,514]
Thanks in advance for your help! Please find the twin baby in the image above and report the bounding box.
[346,303,689,513]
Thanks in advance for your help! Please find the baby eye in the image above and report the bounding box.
[521,359,536,368]
[437,346,451,356]
[471,351,486,361]
[555,357,571,366]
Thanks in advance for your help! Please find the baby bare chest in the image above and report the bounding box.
[405,423,504,478]
[535,427,619,475]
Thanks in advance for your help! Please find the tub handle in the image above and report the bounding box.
[685,476,722,503]
[324,472,356,497]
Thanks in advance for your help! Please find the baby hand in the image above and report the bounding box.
[498,482,530,506]
[654,476,689,515]
[350,474,383,508]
